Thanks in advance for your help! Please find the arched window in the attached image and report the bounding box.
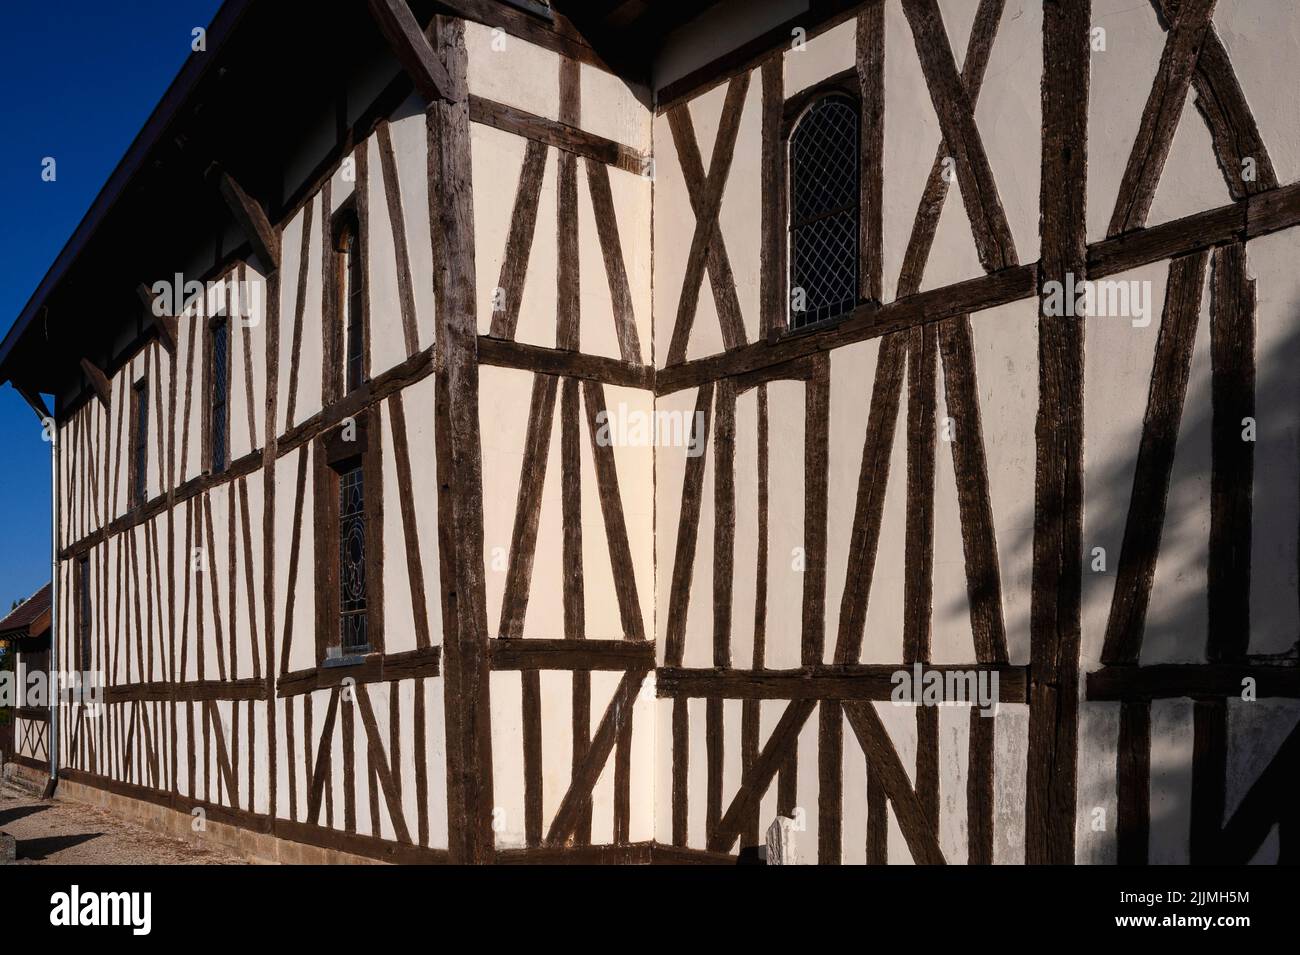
[789,95,859,329]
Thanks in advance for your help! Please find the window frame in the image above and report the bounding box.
[313,405,384,665]
[128,376,149,508]
[782,76,864,332]
[204,313,232,475]
[77,555,91,672]
[328,203,367,404]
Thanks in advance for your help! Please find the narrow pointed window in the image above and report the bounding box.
[789,95,860,329]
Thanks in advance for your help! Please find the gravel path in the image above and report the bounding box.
[0,780,247,864]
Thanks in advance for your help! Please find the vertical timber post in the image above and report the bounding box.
[428,15,495,864]
[1027,0,1089,864]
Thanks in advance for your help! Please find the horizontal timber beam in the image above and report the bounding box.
[469,96,647,176]
[489,638,654,671]
[657,180,1300,395]
[1087,664,1300,701]
[278,646,442,697]
[477,336,653,389]
[656,664,1028,702]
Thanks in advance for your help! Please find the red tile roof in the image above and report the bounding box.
[0,584,51,637]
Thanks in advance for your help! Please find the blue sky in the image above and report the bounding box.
[0,0,222,610]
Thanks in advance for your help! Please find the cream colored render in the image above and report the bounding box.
[44,1,1300,864]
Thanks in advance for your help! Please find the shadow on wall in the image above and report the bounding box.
[935,282,1300,864]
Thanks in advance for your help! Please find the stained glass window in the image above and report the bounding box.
[789,96,860,329]
[342,230,364,393]
[338,464,368,653]
[131,379,148,506]
[211,319,229,472]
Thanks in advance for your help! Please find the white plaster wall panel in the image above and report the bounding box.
[576,159,621,361]
[1143,263,1213,665]
[490,671,527,848]
[859,358,909,665]
[465,21,560,122]
[764,378,806,669]
[275,207,306,440]
[784,16,855,96]
[330,155,357,214]
[676,80,738,363]
[366,134,409,380]
[402,374,442,645]
[721,697,744,837]
[279,195,325,432]
[587,165,653,363]
[597,383,655,638]
[366,681,396,841]
[713,69,763,349]
[654,386,700,658]
[932,362,977,665]
[730,387,761,669]
[653,696,673,843]
[686,697,708,847]
[686,428,716,667]
[425,676,450,848]
[652,109,688,367]
[379,400,417,654]
[175,303,203,487]
[247,264,271,454]
[472,124,537,340]
[1148,698,1194,863]
[841,719,870,864]
[1244,230,1300,655]
[479,365,558,638]
[224,282,253,462]
[1226,700,1300,825]
[590,670,622,842]
[880,0,942,304]
[826,338,879,661]
[1075,701,1119,864]
[992,702,1028,864]
[972,0,1042,270]
[580,64,651,154]
[1145,95,1230,229]
[938,704,972,864]
[389,94,437,353]
[1079,262,1167,667]
[919,187,985,295]
[278,448,318,676]
[251,698,269,817]
[969,298,1038,663]
[1086,0,1167,244]
[327,687,345,830]
[1215,0,1300,187]
[538,669,574,833]
[628,676,656,842]
[394,680,417,844]
[794,702,820,861]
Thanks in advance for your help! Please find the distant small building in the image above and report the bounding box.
[0,584,51,777]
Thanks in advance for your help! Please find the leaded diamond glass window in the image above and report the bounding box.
[210,319,229,472]
[338,464,369,653]
[789,95,859,329]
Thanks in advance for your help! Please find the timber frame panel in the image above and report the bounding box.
[31,0,1300,866]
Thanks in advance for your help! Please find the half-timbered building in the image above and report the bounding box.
[0,0,1297,864]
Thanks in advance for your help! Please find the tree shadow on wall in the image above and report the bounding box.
[937,295,1300,864]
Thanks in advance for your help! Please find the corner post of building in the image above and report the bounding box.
[426,13,496,864]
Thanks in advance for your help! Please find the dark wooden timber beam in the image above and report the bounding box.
[655,178,1300,396]
[657,664,1028,702]
[489,638,655,671]
[12,379,51,421]
[207,164,280,271]
[79,357,112,407]
[1087,664,1300,701]
[137,283,178,352]
[369,0,455,104]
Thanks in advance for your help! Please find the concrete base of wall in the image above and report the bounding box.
[2,760,49,795]
[55,778,384,865]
